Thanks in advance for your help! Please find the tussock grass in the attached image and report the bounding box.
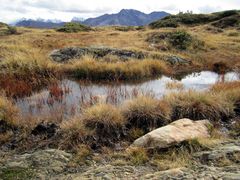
[122,96,171,133]
[63,56,169,81]
[60,117,93,149]
[82,103,125,143]
[0,53,57,97]
[165,90,235,121]
[0,95,19,126]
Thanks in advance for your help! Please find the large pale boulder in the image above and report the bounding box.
[132,118,211,149]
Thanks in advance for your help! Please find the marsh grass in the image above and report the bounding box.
[82,103,125,144]
[165,90,235,121]
[63,56,169,81]
[122,96,171,133]
[0,95,19,127]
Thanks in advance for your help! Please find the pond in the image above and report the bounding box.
[15,71,239,119]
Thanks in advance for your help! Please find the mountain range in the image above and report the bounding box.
[81,9,169,26]
[15,9,169,28]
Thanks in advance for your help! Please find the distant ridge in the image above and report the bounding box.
[82,9,170,26]
[15,9,170,28]
[15,19,66,29]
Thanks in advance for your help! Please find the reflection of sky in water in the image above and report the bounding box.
[16,71,239,118]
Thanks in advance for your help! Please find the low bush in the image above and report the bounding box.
[149,18,179,28]
[57,22,92,33]
[7,26,17,35]
[121,96,171,133]
[150,10,240,29]
[167,30,192,50]
[212,15,240,28]
[147,31,204,51]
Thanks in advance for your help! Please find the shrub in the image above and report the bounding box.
[149,18,179,28]
[7,26,17,35]
[168,30,192,50]
[82,104,125,144]
[212,15,240,28]
[150,10,240,29]
[121,96,171,133]
[212,62,229,73]
[57,22,91,33]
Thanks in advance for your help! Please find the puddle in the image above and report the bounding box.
[15,71,239,118]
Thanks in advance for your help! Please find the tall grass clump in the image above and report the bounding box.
[121,96,171,134]
[60,117,93,150]
[165,90,235,121]
[211,82,240,115]
[0,95,19,127]
[65,57,168,81]
[82,103,126,145]
[0,60,56,97]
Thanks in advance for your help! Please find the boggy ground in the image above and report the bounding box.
[0,20,240,97]
[0,13,240,179]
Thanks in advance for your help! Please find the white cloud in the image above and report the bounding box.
[0,0,239,23]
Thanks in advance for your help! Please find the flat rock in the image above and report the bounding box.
[131,118,211,149]
[194,141,240,166]
[0,149,72,177]
[50,47,146,62]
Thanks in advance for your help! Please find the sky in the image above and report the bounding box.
[0,0,240,23]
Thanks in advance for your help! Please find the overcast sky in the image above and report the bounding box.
[0,0,240,23]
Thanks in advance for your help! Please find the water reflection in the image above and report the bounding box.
[15,71,239,118]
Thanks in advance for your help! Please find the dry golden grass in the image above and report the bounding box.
[0,25,239,79]
[61,55,169,81]
[121,96,171,133]
[82,103,125,127]
[164,90,235,121]
[0,95,19,126]
[166,81,184,90]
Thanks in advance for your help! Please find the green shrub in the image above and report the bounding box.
[212,15,240,28]
[168,30,192,50]
[7,26,17,34]
[57,22,91,33]
[149,18,179,28]
[149,10,240,29]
